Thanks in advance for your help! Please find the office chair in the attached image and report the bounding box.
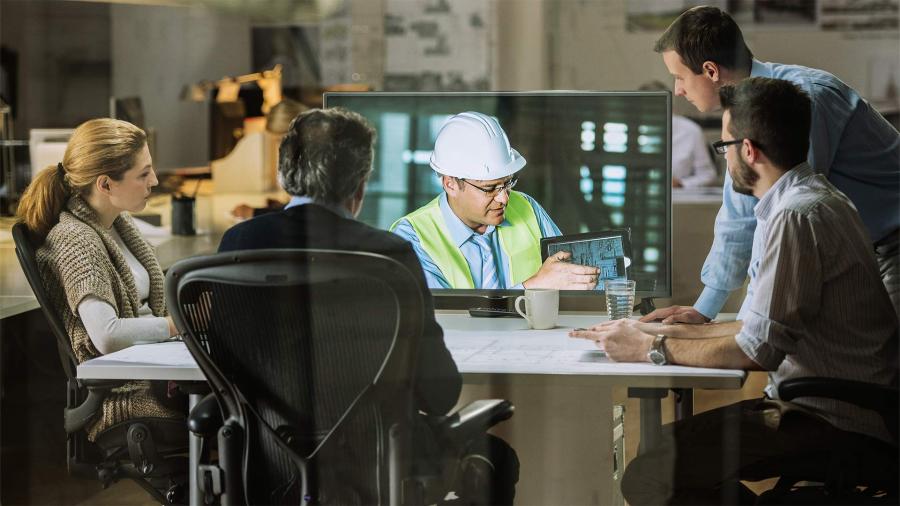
[757,376,899,505]
[167,249,514,505]
[11,222,189,504]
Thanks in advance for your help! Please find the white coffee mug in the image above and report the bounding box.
[515,288,560,330]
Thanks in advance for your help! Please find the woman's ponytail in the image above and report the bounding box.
[16,162,71,237]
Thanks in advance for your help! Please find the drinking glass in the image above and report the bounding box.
[605,279,636,320]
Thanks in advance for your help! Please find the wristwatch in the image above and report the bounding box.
[647,334,669,365]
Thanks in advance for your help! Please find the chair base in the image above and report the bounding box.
[758,477,898,505]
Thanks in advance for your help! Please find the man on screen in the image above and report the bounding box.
[218,108,519,504]
[392,111,600,290]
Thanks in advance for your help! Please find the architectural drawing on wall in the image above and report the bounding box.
[383,0,492,91]
[627,0,819,31]
[251,1,356,89]
[319,9,353,87]
[820,0,900,31]
[626,0,726,31]
[732,0,817,25]
[251,25,321,88]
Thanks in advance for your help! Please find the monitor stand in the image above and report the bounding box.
[635,297,656,316]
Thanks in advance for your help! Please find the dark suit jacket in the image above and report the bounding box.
[218,203,462,415]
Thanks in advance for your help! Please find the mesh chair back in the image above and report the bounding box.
[12,222,107,478]
[11,222,78,379]
[167,249,424,505]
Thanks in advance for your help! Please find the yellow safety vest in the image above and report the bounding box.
[392,191,543,288]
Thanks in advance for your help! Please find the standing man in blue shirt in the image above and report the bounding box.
[392,111,600,290]
[643,5,900,324]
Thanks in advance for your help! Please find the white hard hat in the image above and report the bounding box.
[430,111,526,180]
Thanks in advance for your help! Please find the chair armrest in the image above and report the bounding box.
[778,377,898,418]
[64,380,122,433]
[429,399,514,449]
[79,379,125,388]
[188,393,223,437]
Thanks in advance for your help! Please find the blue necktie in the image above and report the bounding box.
[473,233,500,289]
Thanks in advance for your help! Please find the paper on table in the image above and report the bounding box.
[101,341,196,367]
[445,327,608,369]
[132,217,172,246]
[443,326,743,378]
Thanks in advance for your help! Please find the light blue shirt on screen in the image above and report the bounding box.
[392,192,561,289]
[694,59,900,318]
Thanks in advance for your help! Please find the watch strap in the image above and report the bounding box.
[649,334,668,365]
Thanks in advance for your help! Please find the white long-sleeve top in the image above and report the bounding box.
[672,115,718,188]
[77,227,169,355]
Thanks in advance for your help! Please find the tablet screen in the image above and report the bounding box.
[543,232,631,291]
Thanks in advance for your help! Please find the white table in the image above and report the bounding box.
[77,313,745,505]
[438,313,744,504]
[75,341,207,505]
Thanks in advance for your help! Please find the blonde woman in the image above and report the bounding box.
[17,118,182,440]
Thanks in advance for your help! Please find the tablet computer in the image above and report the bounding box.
[540,229,632,291]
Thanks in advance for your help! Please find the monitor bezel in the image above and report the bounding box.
[323,90,672,310]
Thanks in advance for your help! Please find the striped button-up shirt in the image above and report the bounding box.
[735,163,898,443]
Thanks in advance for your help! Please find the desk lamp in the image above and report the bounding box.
[180,64,283,114]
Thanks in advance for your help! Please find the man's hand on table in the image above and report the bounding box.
[639,305,711,324]
[230,204,255,221]
[569,319,655,362]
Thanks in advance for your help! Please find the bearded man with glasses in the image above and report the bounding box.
[392,111,600,290]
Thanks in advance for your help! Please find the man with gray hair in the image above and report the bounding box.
[218,107,519,504]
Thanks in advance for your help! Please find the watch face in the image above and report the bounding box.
[649,349,666,365]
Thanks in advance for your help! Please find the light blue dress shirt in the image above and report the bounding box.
[392,192,562,289]
[694,59,900,318]
[284,195,353,219]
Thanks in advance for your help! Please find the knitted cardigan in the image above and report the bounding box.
[37,194,181,440]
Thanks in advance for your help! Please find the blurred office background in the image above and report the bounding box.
[2,0,897,170]
[4,0,896,289]
[0,1,897,503]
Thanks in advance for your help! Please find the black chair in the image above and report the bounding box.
[167,249,514,505]
[12,222,189,504]
[757,377,899,505]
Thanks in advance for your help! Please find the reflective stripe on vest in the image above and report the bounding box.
[392,191,543,288]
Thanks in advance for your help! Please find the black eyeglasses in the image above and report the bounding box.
[711,139,745,155]
[460,176,518,197]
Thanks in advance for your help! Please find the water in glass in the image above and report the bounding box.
[605,279,636,320]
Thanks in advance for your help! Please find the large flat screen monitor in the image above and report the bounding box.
[324,92,671,309]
